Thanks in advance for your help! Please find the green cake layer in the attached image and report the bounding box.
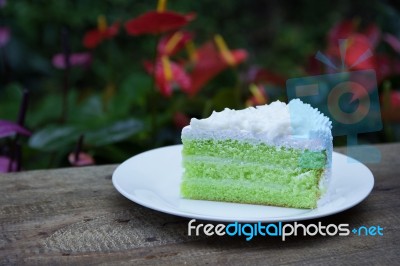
[181,139,327,209]
[181,179,320,209]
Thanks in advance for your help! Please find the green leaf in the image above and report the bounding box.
[0,83,25,121]
[29,118,143,151]
[69,95,105,126]
[85,118,143,147]
[26,94,62,128]
[112,73,151,111]
[29,125,80,152]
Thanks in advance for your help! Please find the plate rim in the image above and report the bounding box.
[112,145,374,223]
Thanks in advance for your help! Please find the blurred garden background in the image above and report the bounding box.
[0,0,399,172]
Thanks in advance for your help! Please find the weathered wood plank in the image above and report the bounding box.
[1,143,399,265]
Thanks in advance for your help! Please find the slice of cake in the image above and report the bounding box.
[180,99,332,209]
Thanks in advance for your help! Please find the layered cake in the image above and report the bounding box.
[180,99,332,209]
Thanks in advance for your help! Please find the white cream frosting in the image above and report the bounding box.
[190,100,291,140]
[182,99,332,150]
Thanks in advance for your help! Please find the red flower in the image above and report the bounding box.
[325,19,382,74]
[245,84,268,107]
[325,34,400,82]
[328,20,355,44]
[341,34,375,70]
[246,67,286,87]
[374,54,400,82]
[324,34,375,72]
[363,23,381,49]
[144,56,191,97]
[305,55,325,76]
[382,90,400,122]
[328,19,381,48]
[52,52,92,69]
[322,20,400,83]
[83,16,119,49]
[173,112,190,129]
[189,39,247,96]
[125,11,195,36]
[157,31,193,56]
[389,91,400,107]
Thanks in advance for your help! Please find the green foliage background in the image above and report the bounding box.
[0,0,399,170]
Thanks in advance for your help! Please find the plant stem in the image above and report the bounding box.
[18,89,29,126]
[150,36,160,146]
[8,89,29,172]
[61,27,71,124]
[233,66,242,107]
[15,143,22,172]
[7,141,14,172]
[47,152,56,169]
[74,134,84,163]
[0,47,10,84]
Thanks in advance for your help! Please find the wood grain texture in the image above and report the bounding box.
[0,143,399,265]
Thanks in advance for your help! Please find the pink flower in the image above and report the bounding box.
[68,152,95,167]
[0,156,16,173]
[0,120,31,138]
[0,27,10,47]
[52,52,92,69]
[68,135,95,167]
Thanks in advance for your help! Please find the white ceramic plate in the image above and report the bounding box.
[112,145,374,222]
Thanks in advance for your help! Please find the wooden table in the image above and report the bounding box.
[1,143,399,265]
